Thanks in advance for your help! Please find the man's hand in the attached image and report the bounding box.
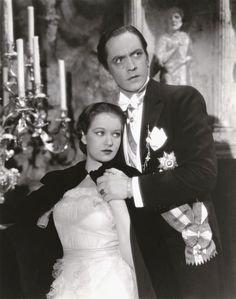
[96,168,132,202]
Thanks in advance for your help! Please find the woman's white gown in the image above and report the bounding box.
[47,175,138,299]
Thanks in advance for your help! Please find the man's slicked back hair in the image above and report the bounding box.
[97,25,148,70]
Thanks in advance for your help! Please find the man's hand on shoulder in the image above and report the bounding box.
[96,168,133,202]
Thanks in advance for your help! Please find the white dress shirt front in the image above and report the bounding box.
[118,93,147,208]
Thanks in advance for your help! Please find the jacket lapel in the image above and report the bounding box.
[140,79,164,167]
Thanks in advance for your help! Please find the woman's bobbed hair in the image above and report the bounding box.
[76,102,126,154]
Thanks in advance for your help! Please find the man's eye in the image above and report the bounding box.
[114,57,122,64]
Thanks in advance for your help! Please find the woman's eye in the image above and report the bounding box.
[96,131,104,136]
[134,50,142,57]
[113,132,121,138]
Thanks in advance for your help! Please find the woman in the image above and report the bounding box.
[154,7,192,85]
[0,102,140,299]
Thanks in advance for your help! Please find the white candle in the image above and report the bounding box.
[28,6,34,57]
[2,67,9,105]
[4,0,14,46]
[33,36,41,86]
[58,59,67,110]
[16,39,25,98]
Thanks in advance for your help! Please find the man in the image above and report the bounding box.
[96,25,222,298]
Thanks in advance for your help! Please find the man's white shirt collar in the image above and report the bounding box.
[118,77,150,111]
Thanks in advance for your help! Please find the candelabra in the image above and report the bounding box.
[0,42,72,203]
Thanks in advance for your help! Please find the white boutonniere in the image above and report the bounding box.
[158,151,178,172]
[146,127,167,151]
[143,126,167,170]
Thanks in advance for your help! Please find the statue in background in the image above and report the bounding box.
[153,7,192,85]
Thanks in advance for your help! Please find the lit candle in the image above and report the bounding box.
[58,59,67,110]
[33,36,41,86]
[27,6,34,57]
[4,0,14,47]
[16,39,25,98]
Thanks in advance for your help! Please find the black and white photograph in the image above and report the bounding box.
[0,0,236,298]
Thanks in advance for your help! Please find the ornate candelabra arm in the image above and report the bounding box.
[16,96,27,109]
[4,82,17,96]
[0,166,20,204]
[57,109,71,123]
[0,137,20,204]
[40,109,71,154]
[31,87,48,137]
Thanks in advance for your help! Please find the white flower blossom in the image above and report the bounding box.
[146,127,167,151]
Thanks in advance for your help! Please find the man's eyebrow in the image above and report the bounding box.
[130,48,143,55]
[110,48,143,63]
[111,48,143,61]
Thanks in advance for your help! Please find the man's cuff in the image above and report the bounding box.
[132,177,144,207]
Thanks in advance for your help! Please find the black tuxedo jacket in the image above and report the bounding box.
[124,78,217,209]
[118,79,221,298]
